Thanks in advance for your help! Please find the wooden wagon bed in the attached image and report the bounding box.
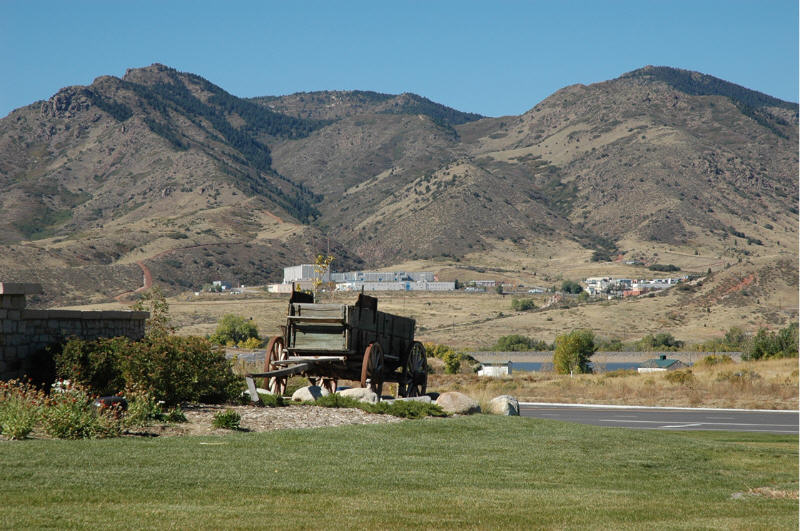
[246,292,427,400]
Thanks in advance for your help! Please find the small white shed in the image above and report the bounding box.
[478,361,513,377]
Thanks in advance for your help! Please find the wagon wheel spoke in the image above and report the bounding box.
[310,377,338,394]
[402,342,427,397]
[361,342,384,398]
[265,336,287,396]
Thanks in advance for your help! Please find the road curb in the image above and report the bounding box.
[518,402,799,413]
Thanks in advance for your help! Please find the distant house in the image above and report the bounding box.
[637,354,688,373]
[478,361,512,377]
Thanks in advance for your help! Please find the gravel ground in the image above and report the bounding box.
[126,404,404,437]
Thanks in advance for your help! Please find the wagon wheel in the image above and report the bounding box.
[265,336,287,396]
[360,342,384,397]
[399,341,428,397]
[309,377,338,394]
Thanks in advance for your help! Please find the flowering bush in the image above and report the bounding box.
[0,379,44,439]
[123,390,165,427]
[41,381,122,439]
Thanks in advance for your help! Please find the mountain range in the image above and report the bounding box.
[0,63,796,310]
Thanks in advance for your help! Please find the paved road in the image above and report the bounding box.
[519,403,799,434]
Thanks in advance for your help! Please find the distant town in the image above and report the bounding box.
[197,264,689,299]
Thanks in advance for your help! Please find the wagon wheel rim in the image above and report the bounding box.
[360,342,384,397]
[265,336,287,396]
[401,341,428,397]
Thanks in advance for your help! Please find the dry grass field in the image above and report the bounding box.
[62,249,797,350]
[430,358,798,411]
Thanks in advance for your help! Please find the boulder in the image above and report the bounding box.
[382,395,432,405]
[436,391,481,414]
[487,395,520,416]
[291,385,328,402]
[395,395,432,404]
[337,387,379,404]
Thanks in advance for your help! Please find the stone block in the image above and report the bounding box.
[7,310,20,320]
[1,295,27,309]
[0,283,43,295]
[3,320,16,333]
[22,309,48,319]
[46,310,83,319]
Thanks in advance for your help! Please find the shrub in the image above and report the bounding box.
[696,327,749,352]
[637,333,684,351]
[560,280,583,294]
[491,335,550,351]
[311,394,361,409]
[212,409,241,430]
[238,337,263,349]
[511,298,536,311]
[310,394,448,419]
[553,329,596,374]
[695,354,734,367]
[41,382,122,439]
[54,336,243,406]
[370,400,448,419]
[165,406,187,423]
[664,370,695,386]
[130,287,175,337]
[424,343,473,374]
[0,379,44,440]
[210,314,260,346]
[648,264,680,272]
[442,350,461,374]
[124,390,165,427]
[257,393,287,407]
[744,323,799,360]
[122,336,242,406]
[55,337,129,396]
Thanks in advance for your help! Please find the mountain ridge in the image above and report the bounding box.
[0,64,795,318]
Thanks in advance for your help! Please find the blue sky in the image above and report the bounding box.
[1,1,797,118]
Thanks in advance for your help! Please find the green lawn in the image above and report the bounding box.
[1,416,797,529]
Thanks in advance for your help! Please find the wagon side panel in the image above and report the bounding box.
[288,303,348,353]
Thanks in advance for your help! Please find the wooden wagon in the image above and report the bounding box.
[245,291,427,400]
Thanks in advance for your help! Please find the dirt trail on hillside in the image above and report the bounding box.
[113,241,245,302]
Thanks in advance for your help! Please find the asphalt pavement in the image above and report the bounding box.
[519,403,799,434]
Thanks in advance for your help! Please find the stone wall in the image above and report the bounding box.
[0,283,148,381]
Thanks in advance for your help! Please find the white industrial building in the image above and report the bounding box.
[336,280,455,292]
[330,270,435,283]
[283,264,330,284]
[277,265,448,292]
